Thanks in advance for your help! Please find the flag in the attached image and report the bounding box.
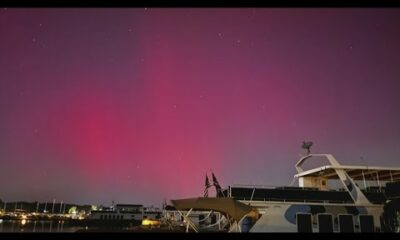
[204,174,211,197]
[211,172,225,197]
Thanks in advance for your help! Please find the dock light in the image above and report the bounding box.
[142,219,161,226]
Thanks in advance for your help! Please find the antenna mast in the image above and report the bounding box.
[301,141,313,155]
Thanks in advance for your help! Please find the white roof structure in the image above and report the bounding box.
[294,165,400,181]
[294,154,400,182]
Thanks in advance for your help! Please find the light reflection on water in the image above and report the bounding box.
[0,220,84,232]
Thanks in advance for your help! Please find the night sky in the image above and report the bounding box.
[1,8,400,207]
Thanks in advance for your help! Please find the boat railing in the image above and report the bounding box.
[231,184,322,191]
[231,184,276,189]
[240,197,352,204]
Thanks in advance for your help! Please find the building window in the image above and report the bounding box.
[318,214,333,233]
[339,214,354,233]
[359,215,375,232]
[100,215,103,220]
[296,213,313,233]
[121,215,124,220]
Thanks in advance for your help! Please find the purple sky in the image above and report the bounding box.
[1,8,400,207]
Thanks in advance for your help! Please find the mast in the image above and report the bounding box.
[51,199,56,213]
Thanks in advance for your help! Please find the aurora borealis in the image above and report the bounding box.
[1,8,400,206]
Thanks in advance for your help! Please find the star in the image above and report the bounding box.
[140,58,145,62]
[172,105,177,109]
[218,32,222,38]
[39,23,43,27]
[32,37,36,42]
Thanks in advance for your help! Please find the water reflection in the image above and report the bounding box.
[0,219,133,232]
[0,220,81,232]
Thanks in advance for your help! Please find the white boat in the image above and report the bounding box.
[87,204,143,222]
[169,151,400,233]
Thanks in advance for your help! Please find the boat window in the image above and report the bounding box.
[211,214,217,224]
[199,214,204,221]
[318,214,333,233]
[339,214,354,232]
[359,215,375,232]
[297,213,313,232]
